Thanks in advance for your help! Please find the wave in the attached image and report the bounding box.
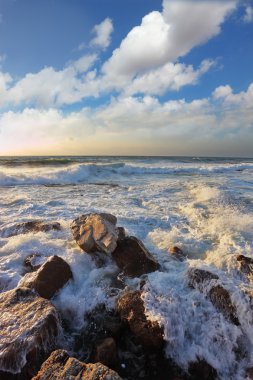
[0,162,252,186]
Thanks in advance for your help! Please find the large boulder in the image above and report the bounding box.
[112,236,160,277]
[117,291,164,350]
[0,287,60,379]
[19,255,72,299]
[71,213,118,254]
[0,220,61,238]
[32,349,122,380]
[188,268,239,325]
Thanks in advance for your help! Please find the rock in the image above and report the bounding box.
[236,255,253,282]
[32,349,123,380]
[71,213,118,254]
[188,359,217,380]
[112,236,160,277]
[92,337,118,369]
[169,246,187,261]
[246,367,253,379]
[116,226,126,240]
[22,253,46,274]
[209,285,239,326]
[0,220,61,238]
[188,268,239,325]
[117,291,164,350]
[19,255,72,299]
[0,287,60,378]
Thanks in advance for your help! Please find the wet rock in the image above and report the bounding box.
[112,236,160,277]
[92,337,118,369]
[0,287,60,379]
[71,213,118,254]
[188,359,217,380]
[0,220,61,238]
[116,226,126,240]
[169,246,187,261]
[19,255,72,299]
[117,291,164,350]
[22,253,45,274]
[32,349,122,380]
[236,255,253,282]
[188,268,239,325]
[246,367,253,379]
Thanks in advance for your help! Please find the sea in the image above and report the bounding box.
[0,156,253,379]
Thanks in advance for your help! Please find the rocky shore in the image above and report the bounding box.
[0,213,252,379]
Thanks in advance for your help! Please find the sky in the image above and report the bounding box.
[0,0,252,156]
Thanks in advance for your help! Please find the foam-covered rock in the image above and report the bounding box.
[19,255,72,299]
[0,287,60,378]
[71,213,118,254]
[0,220,61,238]
[188,268,239,325]
[236,255,253,282]
[117,290,164,350]
[112,236,160,277]
[169,246,187,261]
[32,349,122,380]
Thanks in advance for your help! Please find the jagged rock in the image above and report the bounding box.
[188,359,217,380]
[0,287,60,379]
[32,349,122,380]
[71,213,118,254]
[246,367,253,379]
[236,255,253,282]
[188,268,239,325]
[92,337,118,369]
[169,246,187,261]
[0,220,61,238]
[116,226,126,240]
[112,236,160,277]
[117,291,164,350]
[19,255,72,299]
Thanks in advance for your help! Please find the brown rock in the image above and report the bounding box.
[93,337,118,369]
[112,236,160,277]
[22,253,45,274]
[236,255,253,282]
[0,220,61,238]
[0,287,60,378]
[188,268,239,325]
[169,246,187,261]
[19,255,72,299]
[117,291,164,350]
[246,367,253,379]
[188,359,217,380]
[71,213,118,254]
[32,349,123,380]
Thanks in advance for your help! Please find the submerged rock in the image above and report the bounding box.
[112,236,160,277]
[19,255,72,299]
[188,268,239,325]
[169,246,187,261]
[32,349,122,380]
[71,213,118,254]
[0,287,60,378]
[116,226,126,240]
[117,291,164,350]
[22,253,46,274]
[0,220,61,238]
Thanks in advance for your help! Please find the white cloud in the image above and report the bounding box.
[1,83,252,155]
[90,18,114,50]
[102,0,236,78]
[243,5,253,23]
[213,84,233,99]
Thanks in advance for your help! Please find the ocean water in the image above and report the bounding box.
[0,156,253,379]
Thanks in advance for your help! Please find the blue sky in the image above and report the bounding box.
[0,0,252,156]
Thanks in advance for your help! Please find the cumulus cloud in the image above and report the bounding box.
[90,18,114,50]
[102,0,236,78]
[243,5,253,23]
[0,83,252,155]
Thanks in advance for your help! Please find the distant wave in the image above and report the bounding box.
[0,161,252,187]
